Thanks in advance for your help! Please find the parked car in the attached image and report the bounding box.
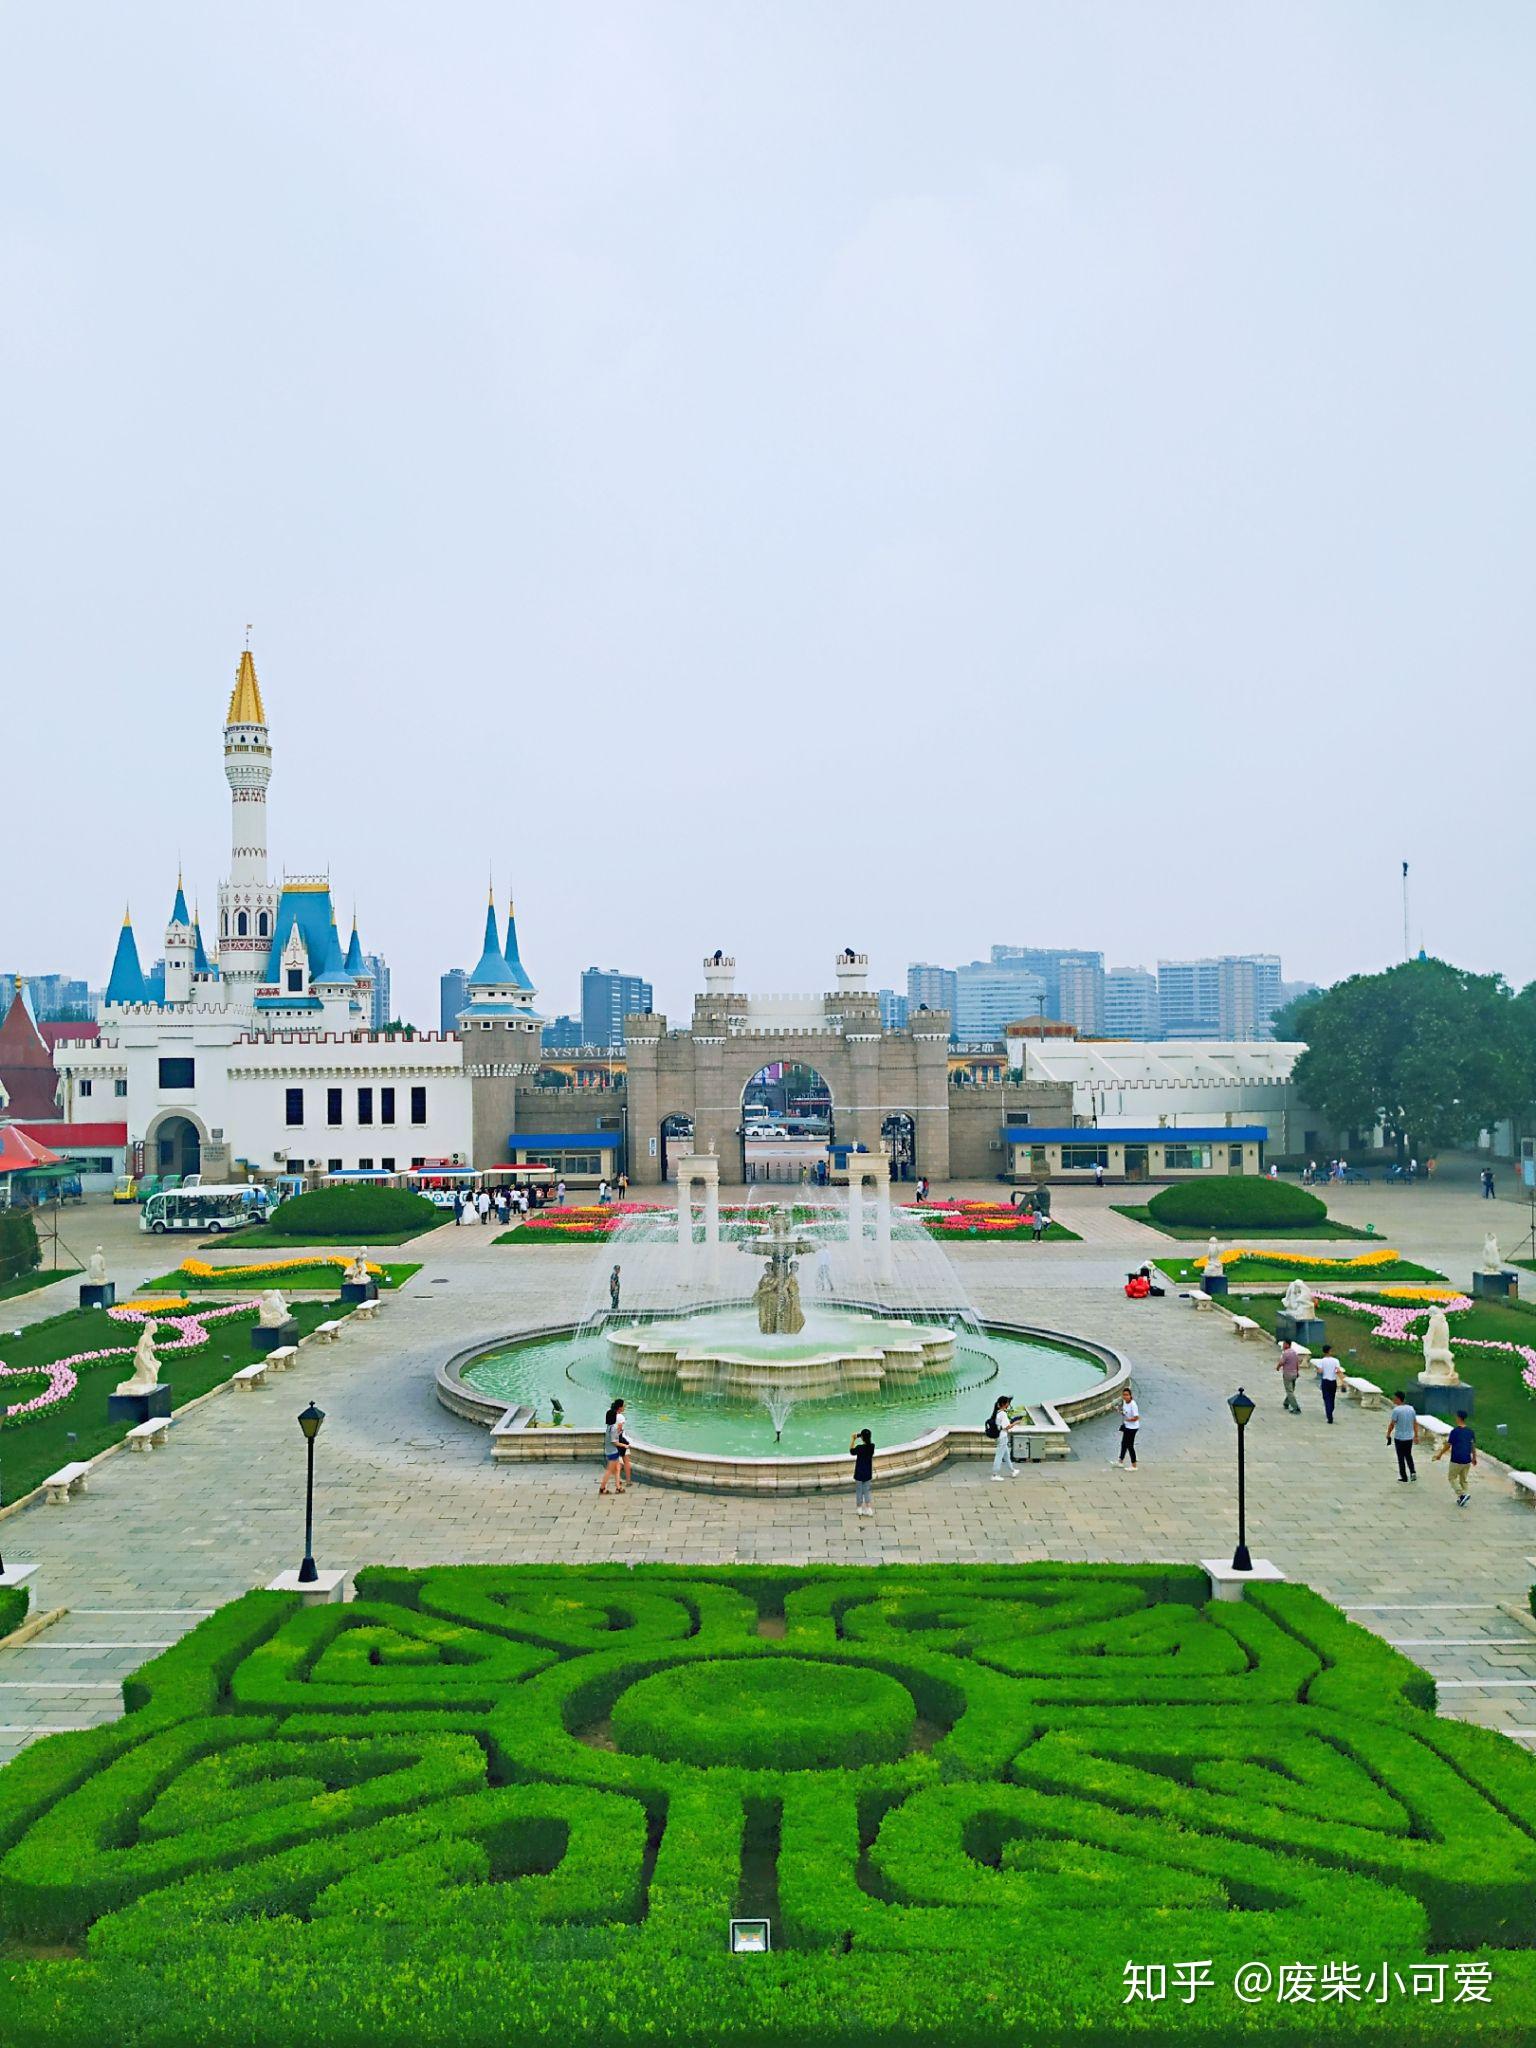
[112,1175,140,1203]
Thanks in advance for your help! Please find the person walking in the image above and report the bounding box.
[987,1395,1015,1480]
[1031,1208,1048,1244]
[476,1189,491,1224]
[1276,1338,1304,1414]
[1435,1410,1477,1506]
[1094,1162,1105,1190]
[617,1171,629,1201]
[1315,1342,1341,1423]
[1482,1167,1495,1200]
[849,1428,876,1515]
[609,1263,622,1315]
[556,1178,567,1207]
[598,1400,627,1495]
[1117,1385,1141,1467]
[1387,1391,1418,1483]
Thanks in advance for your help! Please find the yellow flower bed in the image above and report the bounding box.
[121,1296,190,1312]
[1218,1247,1400,1271]
[1378,1286,1464,1303]
[176,1255,381,1280]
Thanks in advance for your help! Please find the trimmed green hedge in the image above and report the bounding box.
[266,1184,441,1240]
[0,1581,28,1639]
[1146,1176,1328,1229]
[0,1208,40,1282]
[0,1563,1531,2044]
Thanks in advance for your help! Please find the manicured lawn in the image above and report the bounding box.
[0,1268,80,1304]
[1235,1289,1536,1469]
[209,1218,447,1248]
[1113,1205,1377,1240]
[0,1561,1531,2044]
[0,1298,343,1502]
[139,1262,420,1292]
[1156,1253,1445,1285]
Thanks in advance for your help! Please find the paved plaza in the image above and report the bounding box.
[3,1176,1535,1762]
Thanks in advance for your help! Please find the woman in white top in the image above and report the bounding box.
[989,1395,1015,1480]
[1118,1386,1141,1467]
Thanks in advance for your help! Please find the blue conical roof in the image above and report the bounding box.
[192,916,210,975]
[105,912,147,1005]
[312,919,353,985]
[468,895,511,987]
[503,900,536,994]
[169,878,191,928]
[344,922,365,976]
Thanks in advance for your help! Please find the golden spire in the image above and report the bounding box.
[122,903,133,927]
[226,647,267,726]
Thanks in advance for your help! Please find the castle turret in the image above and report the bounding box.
[104,908,147,1008]
[217,646,280,997]
[163,874,196,1005]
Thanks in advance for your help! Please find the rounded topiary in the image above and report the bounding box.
[1145,1177,1327,1230]
[610,1656,916,1770]
[267,1185,441,1240]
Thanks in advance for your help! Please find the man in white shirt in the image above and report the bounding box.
[1315,1342,1341,1423]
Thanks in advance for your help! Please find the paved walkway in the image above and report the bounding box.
[1,1182,1534,1761]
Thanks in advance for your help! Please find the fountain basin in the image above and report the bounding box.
[607,1306,954,1399]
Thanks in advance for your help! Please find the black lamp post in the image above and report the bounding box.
[1227,1387,1255,1572]
[296,1403,325,1584]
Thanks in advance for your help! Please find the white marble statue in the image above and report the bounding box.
[1482,1233,1502,1276]
[1203,1237,1225,1278]
[115,1323,162,1396]
[87,1246,108,1286]
[343,1251,370,1286]
[1280,1278,1317,1319]
[257,1288,291,1328]
[1420,1309,1459,1384]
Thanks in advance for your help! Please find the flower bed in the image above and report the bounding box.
[1316,1290,1536,1397]
[496,1203,661,1243]
[910,1201,1080,1242]
[0,1561,1532,2044]
[0,1299,261,1429]
[1158,1247,1443,1285]
[138,1255,416,1293]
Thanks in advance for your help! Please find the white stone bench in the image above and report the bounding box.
[350,1298,381,1322]
[43,1462,91,1505]
[1506,1470,1536,1505]
[265,1345,298,1372]
[1185,1290,1213,1311]
[1344,1375,1386,1409]
[1415,1413,1452,1447]
[126,1418,170,1451]
[233,1362,268,1391]
[1229,1315,1261,1340]
[312,1321,343,1345]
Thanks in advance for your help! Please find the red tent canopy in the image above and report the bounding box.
[0,1125,64,1175]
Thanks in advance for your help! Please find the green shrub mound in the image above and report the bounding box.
[266,1184,439,1240]
[1146,1176,1327,1229]
[1,1562,1533,2045]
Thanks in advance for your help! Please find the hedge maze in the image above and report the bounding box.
[0,1563,1533,2044]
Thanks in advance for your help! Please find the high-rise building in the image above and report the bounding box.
[906,963,957,1017]
[877,988,909,1030]
[363,953,391,1031]
[1103,967,1159,1039]
[990,947,1105,1025]
[541,1014,584,1051]
[580,967,653,1049]
[439,967,469,1034]
[952,964,1047,1041]
[1158,956,1284,1039]
[0,974,92,1022]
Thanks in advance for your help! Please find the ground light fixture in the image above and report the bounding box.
[296,1403,325,1584]
[1227,1386,1255,1572]
[729,1919,771,1954]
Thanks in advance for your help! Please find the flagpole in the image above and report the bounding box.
[1402,860,1410,960]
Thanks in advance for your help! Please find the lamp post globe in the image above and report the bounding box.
[296,1404,325,1584]
[1227,1387,1254,1573]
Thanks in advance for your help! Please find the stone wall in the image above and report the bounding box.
[946,1083,1076,1182]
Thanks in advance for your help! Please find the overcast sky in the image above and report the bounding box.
[4,4,1532,1024]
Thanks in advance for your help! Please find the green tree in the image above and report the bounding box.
[1292,958,1526,1158]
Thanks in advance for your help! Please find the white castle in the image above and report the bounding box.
[53,651,541,1183]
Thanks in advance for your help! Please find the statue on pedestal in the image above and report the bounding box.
[1482,1233,1502,1276]
[1421,1309,1459,1384]
[1280,1278,1317,1320]
[343,1251,370,1287]
[88,1246,108,1287]
[1203,1238,1225,1279]
[116,1324,162,1396]
[258,1289,291,1328]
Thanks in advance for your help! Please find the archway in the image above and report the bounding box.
[149,1113,202,1180]
[741,1062,833,1186]
[881,1113,916,1183]
[659,1112,694,1184]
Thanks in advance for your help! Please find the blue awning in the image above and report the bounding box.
[507,1133,621,1150]
[1002,1126,1268,1143]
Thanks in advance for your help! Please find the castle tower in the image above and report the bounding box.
[216,647,280,999]
[162,874,196,1006]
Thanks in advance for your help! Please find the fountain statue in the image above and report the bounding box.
[745,1207,817,1336]
[1280,1277,1316,1319]
[1421,1309,1459,1384]
[115,1324,162,1397]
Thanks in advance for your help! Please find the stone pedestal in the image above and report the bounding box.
[1415,1377,1475,1422]
[340,1280,377,1306]
[1472,1270,1516,1301]
[79,1281,116,1310]
[0,1562,41,1628]
[1201,1274,1229,1297]
[1276,1312,1326,1348]
[108,1385,174,1424]
[1201,1558,1286,1602]
[252,1319,299,1354]
[266,1568,348,1606]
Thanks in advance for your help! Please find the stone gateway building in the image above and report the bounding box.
[465,952,1072,1188]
